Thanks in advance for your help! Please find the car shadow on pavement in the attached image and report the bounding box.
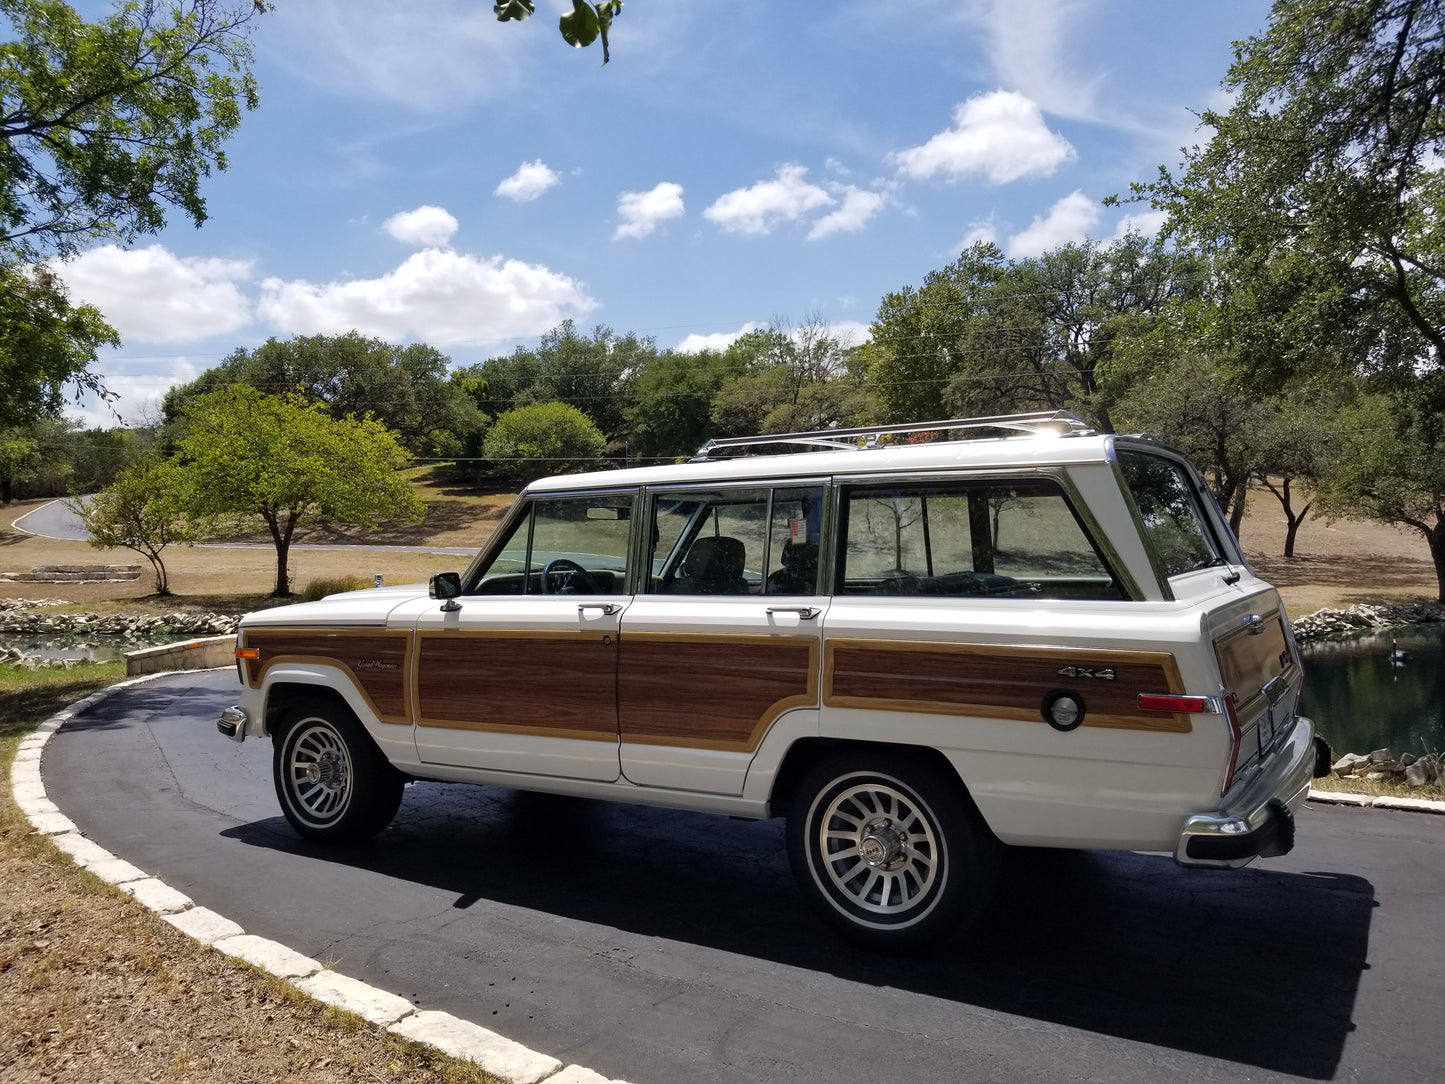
[224,782,1372,1080]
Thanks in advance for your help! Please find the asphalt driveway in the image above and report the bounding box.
[39,671,1445,1083]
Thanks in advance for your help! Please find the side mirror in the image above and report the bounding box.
[429,572,463,611]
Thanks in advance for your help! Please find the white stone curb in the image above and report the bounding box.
[1309,787,1445,814]
[389,1012,562,1084]
[6,669,636,1084]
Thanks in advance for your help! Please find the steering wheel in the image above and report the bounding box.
[541,558,601,595]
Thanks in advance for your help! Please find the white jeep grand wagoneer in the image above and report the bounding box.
[219,412,1328,948]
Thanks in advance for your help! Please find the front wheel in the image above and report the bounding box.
[786,750,997,950]
[272,698,403,844]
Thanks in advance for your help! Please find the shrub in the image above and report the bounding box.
[483,401,605,484]
[299,575,372,601]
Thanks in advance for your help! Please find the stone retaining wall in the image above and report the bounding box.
[0,564,142,583]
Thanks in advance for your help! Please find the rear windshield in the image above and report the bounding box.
[1117,450,1224,576]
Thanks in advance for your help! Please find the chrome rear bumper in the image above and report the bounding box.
[1175,714,1316,869]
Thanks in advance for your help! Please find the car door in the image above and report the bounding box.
[618,484,828,794]
[412,491,635,782]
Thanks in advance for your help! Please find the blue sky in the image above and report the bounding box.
[57,0,1273,428]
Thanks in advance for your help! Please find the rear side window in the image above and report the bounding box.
[838,481,1123,600]
[647,486,825,595]
[1117,451,1224,577]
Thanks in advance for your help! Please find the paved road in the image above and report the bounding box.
[41,672,1445,1083]
[11,498,473,555]
[11,499,90,540]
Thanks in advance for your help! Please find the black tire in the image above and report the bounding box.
[272,697,403,844]
[786,750,998,950]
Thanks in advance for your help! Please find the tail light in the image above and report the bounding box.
[1138,691,1243,795]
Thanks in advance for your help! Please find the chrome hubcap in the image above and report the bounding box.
[288,722,352,822]
[815,779,941,917]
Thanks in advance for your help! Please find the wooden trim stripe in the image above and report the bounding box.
[823,637,1191,732]
[414,628,619,741]
[618,631,819,752]
[241,627,413,725]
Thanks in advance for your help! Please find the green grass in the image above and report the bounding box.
[0,661,126,746]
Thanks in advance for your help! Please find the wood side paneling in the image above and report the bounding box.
[825,638,1190,732]
[416,630,617,741]
[241,628,412,723]
[619,634,817,751]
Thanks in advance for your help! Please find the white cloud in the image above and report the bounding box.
[1112,209,1169,240]
[675,323,764,353]
[495,159,561,203]
[1007,190,1100,257]
[59,245,253,345]
[808,186,887,240]
[256,249,596,343]
[268,0,528,112]
[954,217,1000,254]
[614,182,685,240]
[891,90,1075,185]
[384,205,459,247]
[975,0,1101,122]
[704,165,835,236]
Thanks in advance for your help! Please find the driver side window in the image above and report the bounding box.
[470,494,634,595]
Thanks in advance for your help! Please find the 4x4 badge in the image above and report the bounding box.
[1058,666,1115,680]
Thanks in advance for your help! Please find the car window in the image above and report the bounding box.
[1117,450,1224,577]
[469,494,633,595]
[839,481,1123,600]
[647,486,824,595]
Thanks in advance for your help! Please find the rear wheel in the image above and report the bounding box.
[786,750,997,949]
[272,698,403,844]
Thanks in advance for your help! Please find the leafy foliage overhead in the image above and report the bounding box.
[493,0,623,64]
[1128,0,1445,394]
[0,0,264,260]
[0,262,118,429]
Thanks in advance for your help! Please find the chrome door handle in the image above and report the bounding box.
[578,603,620,616]
[767,606,819,619]
[1243,613,1265,635]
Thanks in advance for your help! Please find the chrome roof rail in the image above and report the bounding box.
[691,410,1094,460]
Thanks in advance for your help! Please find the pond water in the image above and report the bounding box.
[1300,624,1445,758]
[0,633,158,664]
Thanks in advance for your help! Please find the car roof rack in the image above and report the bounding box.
[692,410,1094,460]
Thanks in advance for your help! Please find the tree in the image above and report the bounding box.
[77,458,195,595]
[0,262,117,429]
[1317,392,1445,602]
[2,0,263,260]
[172,386,422,596]
[162,332,486,457]
[864,237,1200,429]
[0,428,38,503]
[1127,0,1445,398]
[1250,380,1352,557]
[863,243,1009,423]
[460,321,649,445]
[626,347,735,461]
[483,401,605,484]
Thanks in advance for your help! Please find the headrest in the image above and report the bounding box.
[684,535,745,579]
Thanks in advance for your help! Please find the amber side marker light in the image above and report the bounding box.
[235,647,260,660]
